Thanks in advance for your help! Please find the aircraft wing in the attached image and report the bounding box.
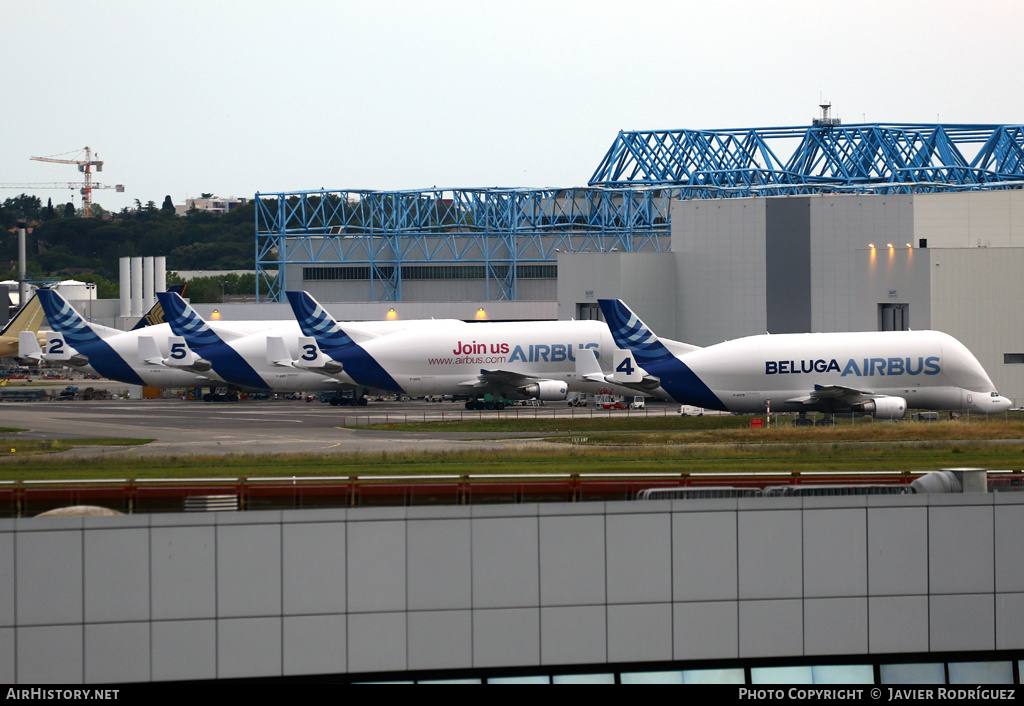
[458,369,543,389]
[785,385,877,405]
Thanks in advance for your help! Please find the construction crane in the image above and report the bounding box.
[14,146,125,217]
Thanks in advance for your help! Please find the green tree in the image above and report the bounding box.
[161,195,175,212]
[0,194,43,226]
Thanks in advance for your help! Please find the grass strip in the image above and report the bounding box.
[0,438,1020,482]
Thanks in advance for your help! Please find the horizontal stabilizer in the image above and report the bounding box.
[18,331,43,364]
[137,336,165,366]
[292,336,345,377]
[162,336,213,373]
[266,336,293,368]
[41,331,89,367]
[574,346,606,383]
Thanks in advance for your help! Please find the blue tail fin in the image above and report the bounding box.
[285,290,402,393]
[37,289,103,350]
[598,298,724,410]
[157,291,268,390]
[597,299,675,367]
[157,291,225,350]
[286,291,357,349]
[36,289,145,385]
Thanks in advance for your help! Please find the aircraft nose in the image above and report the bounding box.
[995,395,1013,412]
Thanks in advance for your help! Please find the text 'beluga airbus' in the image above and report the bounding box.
[599,299,1012,417]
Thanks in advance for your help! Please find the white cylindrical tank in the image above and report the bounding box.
[143,256,155,311]
[54,279,92,302]
[154,256,167,294]
[130,256,143,317]
[119,257,131,318]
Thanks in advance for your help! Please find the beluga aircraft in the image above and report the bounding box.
[598,299,1012,418]
[287,291,635,408]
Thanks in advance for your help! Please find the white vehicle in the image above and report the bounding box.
[287,291,637,407]
[566,392,589,407]
[598,299,1012,418]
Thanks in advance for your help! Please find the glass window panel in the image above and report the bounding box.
[488,675,550,684]
[552,673,615,684]
[948,661,1013,684]
[812,665,874,684]
[620,671,684,684]
[417,678,482,684]
[682,668,746,684]
[880,663,945,684]
[751,666,813,684]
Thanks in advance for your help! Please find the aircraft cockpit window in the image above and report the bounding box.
[992,391,1000,397]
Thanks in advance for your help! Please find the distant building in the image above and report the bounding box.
[174,196,248,217]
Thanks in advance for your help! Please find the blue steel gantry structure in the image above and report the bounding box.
[589,123,1024,195]
[255,122,1024,302]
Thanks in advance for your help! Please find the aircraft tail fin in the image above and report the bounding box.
[131,284,187,330]
[286,291,376,348]
[597,299,680,366]
[156,291,225,351]
[37,289,121,347]
[0,292,46,338]
[598,299,702,363]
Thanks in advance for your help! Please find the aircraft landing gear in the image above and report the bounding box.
[792,412,814,427]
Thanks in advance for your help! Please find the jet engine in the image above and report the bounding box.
[518,380,569,401]
[854,396,907,419]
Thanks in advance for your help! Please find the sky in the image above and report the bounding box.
[4,0,1024,213]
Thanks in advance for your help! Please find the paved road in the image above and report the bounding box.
[0,398,670,457]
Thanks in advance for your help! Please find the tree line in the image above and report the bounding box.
[0,194,256,303]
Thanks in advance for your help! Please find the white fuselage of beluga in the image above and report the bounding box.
[670,330,1011,415]
[357,319,621,397]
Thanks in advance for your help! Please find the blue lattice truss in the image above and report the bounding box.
[590,123,1024,195]
[256,123,1024,302]
[255,187,675,302]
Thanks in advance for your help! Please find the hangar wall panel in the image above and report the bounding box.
[810,194,915,332]
[927,248,1024,405]
[765,197,812,333]
[2,494,1022,683]
[673,198,766,345]
[556,251,677,337]
[915,191,1024,248]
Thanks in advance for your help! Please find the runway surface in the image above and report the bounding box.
[0,397,652,457]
